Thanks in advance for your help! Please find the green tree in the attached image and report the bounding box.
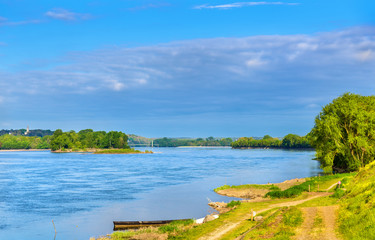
[263,135,272,140]
[309,93,375,172]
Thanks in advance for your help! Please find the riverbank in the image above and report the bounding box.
[95,171,360,240]
[0,148,320,240]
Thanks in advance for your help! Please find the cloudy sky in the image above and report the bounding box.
[0,0,374,137]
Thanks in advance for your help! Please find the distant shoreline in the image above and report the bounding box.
[233,147,315,150]
[176,146,231,148]
[0,149,50,152]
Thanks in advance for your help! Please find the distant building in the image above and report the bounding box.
[25,126,30,135]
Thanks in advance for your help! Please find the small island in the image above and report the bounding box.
[50,129,152,154]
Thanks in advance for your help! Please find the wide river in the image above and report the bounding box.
[0,147,320,240]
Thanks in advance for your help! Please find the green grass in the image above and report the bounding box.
[158,219,194,234]
[227,200,241,208]
[169,201,278,239]
[265,180,315,198]
[297,195,339,207]
[110,228,157,240]
[108,219,195,240]
[214,184,279,192]
[108,172,360,240]
[219,208,277,240]
[338,161,375,239]
[282,207,303,227]
[240,207,303,240]
[265,173,356,199]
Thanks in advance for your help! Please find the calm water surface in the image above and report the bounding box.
[0,147,320,240]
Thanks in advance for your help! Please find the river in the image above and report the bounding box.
[0,147,320,239]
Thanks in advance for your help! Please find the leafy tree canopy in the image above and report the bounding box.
[309,93,375,172]
[50,129,129,151]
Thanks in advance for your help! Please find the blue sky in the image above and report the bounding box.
[0,0,374,137]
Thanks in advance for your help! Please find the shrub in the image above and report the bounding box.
[226,200,241,208]
[266,180,314,198]
[159,225,178,233]
[331,188,345,199]
[269,185,281,191]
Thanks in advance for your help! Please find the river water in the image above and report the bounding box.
[0,147,320,240]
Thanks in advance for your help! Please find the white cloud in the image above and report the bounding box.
[356,49,373,62]
[246,58,267,67]
[194,2,299,9]
[1,26,374,97]
[45,8,92,21]
[107,78,126,91]
[136,79,148,84]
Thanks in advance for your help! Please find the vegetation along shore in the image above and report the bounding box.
[91,93,375,239]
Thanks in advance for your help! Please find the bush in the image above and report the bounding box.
[226,200,241,208]
[332,188,345,199]
[269,185,281,191]
[266,180,314,198]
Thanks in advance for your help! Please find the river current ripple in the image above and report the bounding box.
[0,147,320,239]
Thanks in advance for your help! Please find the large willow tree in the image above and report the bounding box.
[309,93,375,172]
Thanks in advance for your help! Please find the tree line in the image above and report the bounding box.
[50,129,129,151]
[153,137,233,147]
[0,134,51,149]
[2,93,374,173]
[232,93,375,173]
[231,134,311,149]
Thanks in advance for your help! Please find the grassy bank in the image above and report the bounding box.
[95,169,375,240]
[338,161,375,239]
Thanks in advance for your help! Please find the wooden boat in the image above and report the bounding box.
[113,219,190,230]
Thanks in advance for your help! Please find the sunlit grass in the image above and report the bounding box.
[338,162,375,239]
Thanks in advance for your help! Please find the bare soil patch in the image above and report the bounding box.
[216,178,306,199]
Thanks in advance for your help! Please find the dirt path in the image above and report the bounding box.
[294,206,340,240]
[296,207,318,240]
[321,206,340,240]
[199,192,332,240]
